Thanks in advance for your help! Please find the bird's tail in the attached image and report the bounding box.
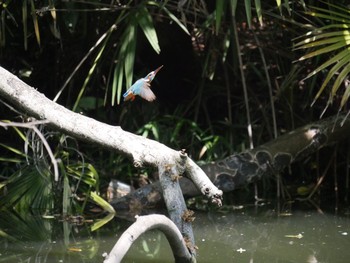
[123,90,135,101]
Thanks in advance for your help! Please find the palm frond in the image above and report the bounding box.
[0,166,54,212]
[295,3,350,110]
[137,7,160,54]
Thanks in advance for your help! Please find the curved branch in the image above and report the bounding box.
[103,214,194,263]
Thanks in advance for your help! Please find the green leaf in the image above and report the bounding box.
[308,7,350,23]
[341,84,350,108]
[0,167,53,212]
[244,0,252,28]
[124,20,137,90]
[112,18,137,105]
[216,0,226,35]
[112,63,123,106]
[151,123,159,141]
[298,41,348,61]
[161,6,190,35]
[0,157,23,163]
[295,3,350,110]
[312,53,350,104]
[331,62,350,99]
[305,48,350,79]
[295,35,350,50]
[284,0,290,15]
[0,143,27,158]
[30,0,40,46]
[229,0,238,16]
[294,31,350,48]
[136,7,161,54]
[254,0,263,25]
[222,31,231,62]
[90,191,115,214]
[62,173,71,215]
[116,65,124,105]
[316,24,350,31]
[90,211,115,231]
[325,1,350,13]
[67,163,99,189]
[275,0,282,13]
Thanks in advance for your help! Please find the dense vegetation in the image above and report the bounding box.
[0,0,349,213]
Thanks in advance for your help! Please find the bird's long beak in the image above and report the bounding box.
[147,65,164,82]
[153,65,163,75]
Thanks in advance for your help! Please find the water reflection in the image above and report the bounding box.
[194,207,350,263]
[0,205,350,262]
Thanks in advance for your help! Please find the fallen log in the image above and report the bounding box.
[110,113,350,211]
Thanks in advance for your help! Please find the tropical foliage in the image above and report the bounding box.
[294,2,350,113]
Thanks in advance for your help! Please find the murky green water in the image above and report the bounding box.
[1,204,350,262]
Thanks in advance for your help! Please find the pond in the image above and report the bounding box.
[0,202,349,263]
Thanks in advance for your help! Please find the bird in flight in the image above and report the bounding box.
[123,65,163,102]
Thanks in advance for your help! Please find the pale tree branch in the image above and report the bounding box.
[0,66,222,203]
[103,214,195,263]
[0,66,223,259]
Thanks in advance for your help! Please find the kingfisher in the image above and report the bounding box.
[123,65,163,102]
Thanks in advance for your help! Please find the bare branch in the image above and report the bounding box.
[0,66,222,203]
[103,214,194,263]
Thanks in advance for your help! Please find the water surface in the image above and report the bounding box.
[1,204,349,262]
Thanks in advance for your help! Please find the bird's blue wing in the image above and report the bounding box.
[123,80,141,101]
[123,89,131,98]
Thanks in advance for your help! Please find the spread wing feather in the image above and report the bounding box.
[123,79,156,102]
[139,82,156,101]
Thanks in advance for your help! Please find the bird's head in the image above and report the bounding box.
[145,65,163,82]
